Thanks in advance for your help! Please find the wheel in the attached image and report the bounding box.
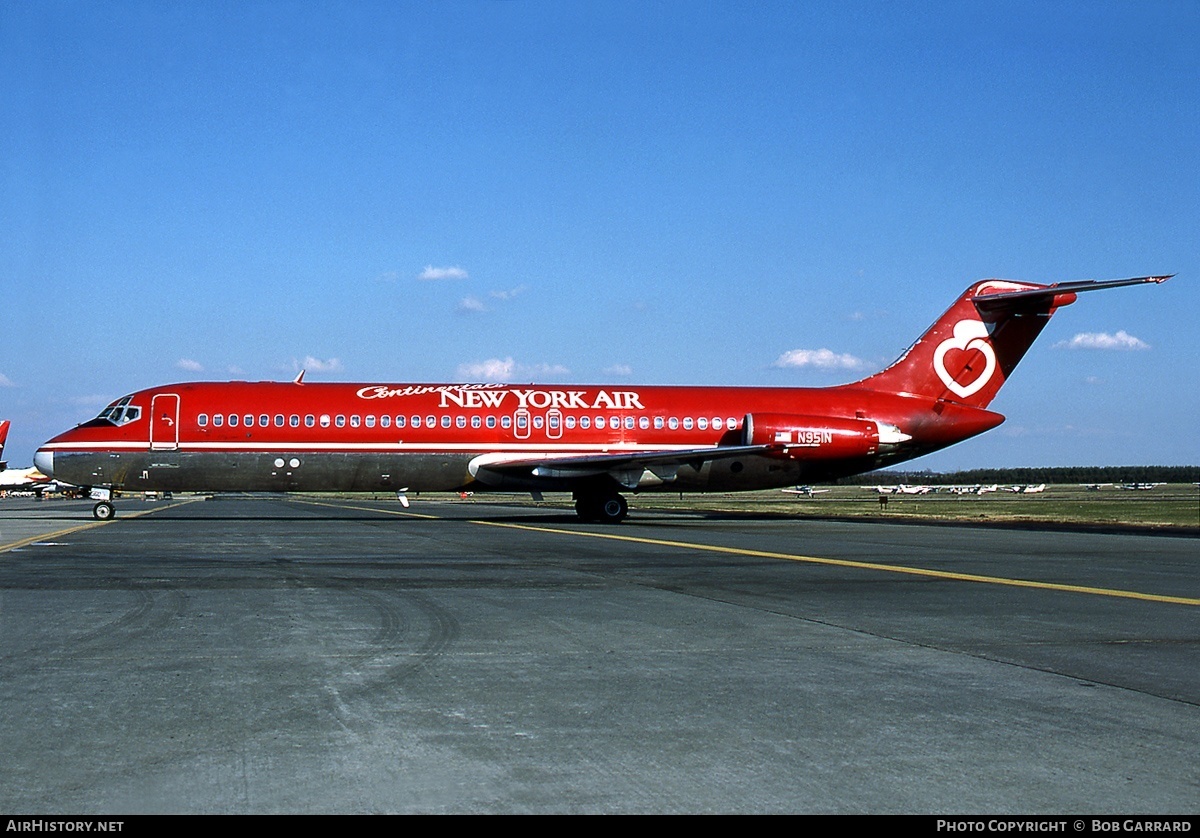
[597,495,628,524]
[575,496,597,522]
[574,491,628,523]
[92,501,115,520]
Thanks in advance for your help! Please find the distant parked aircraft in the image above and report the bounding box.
[0,421,70,497]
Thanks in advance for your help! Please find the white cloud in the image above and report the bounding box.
[526,362,571,379]
[490,285,528,301]
[772,348,866,370]
[603,364,633,377]
[0,372,14,387]
[418,265,469,281]
[176,358,204,372]
[456,357,570,382]
[1054,330,1149,350]
[457,295,487,313]
[457,357,516,382]
[296,356,344,373]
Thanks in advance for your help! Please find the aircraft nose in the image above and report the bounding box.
[33,449,54,477]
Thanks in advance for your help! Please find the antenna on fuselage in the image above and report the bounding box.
[293,370,306,384]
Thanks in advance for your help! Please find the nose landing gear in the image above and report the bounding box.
[88,487,116,520]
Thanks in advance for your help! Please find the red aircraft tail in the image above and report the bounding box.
[855,276,1172,408]
[0,419,9,467]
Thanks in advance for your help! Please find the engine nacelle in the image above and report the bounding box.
[742,413,908,460]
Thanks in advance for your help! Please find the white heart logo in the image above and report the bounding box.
[933,320,997,399]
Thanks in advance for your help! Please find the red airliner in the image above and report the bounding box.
[35,275,1172,522]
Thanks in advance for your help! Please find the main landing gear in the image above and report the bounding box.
[573,490,628,524]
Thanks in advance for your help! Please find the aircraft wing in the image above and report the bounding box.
[972,275,1173,315]
[469,444,775,490]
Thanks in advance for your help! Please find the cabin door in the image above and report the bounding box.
[150,394,180,450]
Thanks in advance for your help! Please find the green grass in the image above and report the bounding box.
[610,484,1200,529]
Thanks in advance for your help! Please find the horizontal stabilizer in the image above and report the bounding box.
[971,275,1173,315]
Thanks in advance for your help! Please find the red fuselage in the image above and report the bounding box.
[33,380,1000,495]
[34,276,1170,521]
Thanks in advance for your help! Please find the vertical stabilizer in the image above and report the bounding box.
[855,276,1171,408]
[856,281,1057,408]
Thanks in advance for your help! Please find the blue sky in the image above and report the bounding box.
[2,1,1197,470]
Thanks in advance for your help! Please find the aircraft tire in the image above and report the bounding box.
[597,494,628,524]
[92,501,115,521]
[574,493,627,523]
[574,497,598,522]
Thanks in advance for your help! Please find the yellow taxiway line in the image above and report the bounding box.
[297,499,1200,607]
[0,497,202,555]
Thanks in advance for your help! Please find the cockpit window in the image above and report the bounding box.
[97,396,142,426]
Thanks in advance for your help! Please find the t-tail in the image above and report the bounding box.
[855,276,1173,408]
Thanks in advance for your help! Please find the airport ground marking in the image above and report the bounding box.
[292,498,1200,607]
[469,520,1200,606]
[0,497,201,555]
[0,521,108,555]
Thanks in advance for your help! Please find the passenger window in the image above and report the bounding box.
[683,418,694,430]
[426,415,436,428]
[654,417,664,429]
[305,415,315,427]
[336,415,346,428]
[486,416,497,429]
[274,415,284,427]
[380,415,391,428]
[501,416,512,429]
[213,414,224,427]
[580,416,591,429]
[441,416,451,428]
[698,418,709,430]
[713,418,723,431]
[350,415,360,428]
[471,416,481,428]
[669,417,679,430]
[260,415,269,427]
[198,414,209,427]
[623,416,634,430]
[289,415,300,428]
[320,415,331,428]
[244,415,254,427]
[411,416,421,429]
[365,416,375,428]
[456,416,466,428]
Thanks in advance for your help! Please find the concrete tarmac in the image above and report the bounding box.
[1,494,1196,813]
